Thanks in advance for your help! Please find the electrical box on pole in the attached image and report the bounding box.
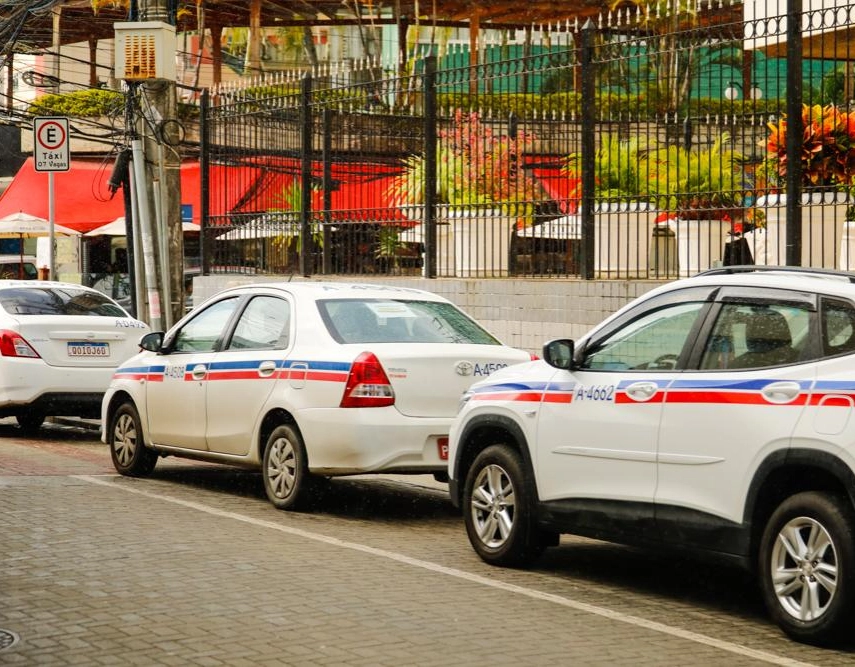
[114,22,176,81]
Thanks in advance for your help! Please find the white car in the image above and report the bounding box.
[102,281,532,509]
[0,279,150,430]
[448,266,855,646]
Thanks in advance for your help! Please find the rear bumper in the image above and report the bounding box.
[297,406,451,474]
[0,392,104,419]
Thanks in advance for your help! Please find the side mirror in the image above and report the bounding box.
[139,331,165,353]
[542,338,575,370]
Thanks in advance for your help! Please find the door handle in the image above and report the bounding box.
[191,364,208,381]
[761,381,801,404]
[624,381,658,401]
[258,360,277,378]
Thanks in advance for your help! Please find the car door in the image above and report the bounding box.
[145,296,241,449]
[535,287,715,527]
[205,294,292,455]
[655,287,816,535]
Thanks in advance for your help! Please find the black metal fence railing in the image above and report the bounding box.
[199,1,855,279]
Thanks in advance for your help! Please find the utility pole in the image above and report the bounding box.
[136,0,184,327]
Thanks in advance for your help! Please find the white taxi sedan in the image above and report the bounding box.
[0,280,149,430]
[102,281,532,509]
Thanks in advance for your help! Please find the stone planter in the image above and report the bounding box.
[448,208,514,277]
[745,192,849,268]
[591,202,658,278]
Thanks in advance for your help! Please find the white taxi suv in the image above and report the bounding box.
[0,280,149,430]
[449,266,855,646]
[102,281,532,509]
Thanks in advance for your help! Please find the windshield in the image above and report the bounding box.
[0,286,129,317]
[318,299,501,345]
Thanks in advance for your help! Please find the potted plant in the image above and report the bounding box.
[563,136,662,277]
[644,132,746,276]
[755,103,855,268]
[386,110,541,276]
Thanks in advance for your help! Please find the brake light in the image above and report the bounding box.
[0,330,40,358]
[529,353,539,361]
[340,351,395,408]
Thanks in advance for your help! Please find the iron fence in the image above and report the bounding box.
[199,1,855,279]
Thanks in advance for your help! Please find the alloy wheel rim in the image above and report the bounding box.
[113,413,136,467]
[267,437,297,500]
[470,463,516,548]
[771,515,838,621]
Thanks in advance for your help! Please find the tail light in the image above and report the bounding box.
[0,330,40,358]
[340,351,395,408]
[529,353,540,361]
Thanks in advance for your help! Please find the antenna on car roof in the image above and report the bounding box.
[697,265,855,284]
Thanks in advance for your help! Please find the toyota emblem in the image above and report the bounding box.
[455,361,474,376]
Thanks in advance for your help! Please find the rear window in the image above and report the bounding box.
[0,286,128,317]
[318,299,501,345]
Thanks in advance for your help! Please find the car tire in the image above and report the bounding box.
[463,444,545,567]
[759,491,855,645]
[16,412,45,432]
[262,424,313,511]
[109,402,157,477]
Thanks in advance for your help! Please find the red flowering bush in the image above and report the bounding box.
[765,103,855,189]
[387,110,541,223]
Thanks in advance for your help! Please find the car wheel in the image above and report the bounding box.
[759,491,855,645]
[262,424,313,511]
[463,444,545,567]
[109,402,157,477]
[16,412,45,432]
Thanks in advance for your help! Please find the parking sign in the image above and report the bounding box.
[33,117,70,172]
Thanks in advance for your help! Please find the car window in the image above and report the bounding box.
[0,286,127,316]
[0,261,37,280]
[701,303,809,370]
[227,295,290,350]
[172,296,240,353]
[821,298,855,357]
[318,299,501,345]
[581,301,706,371]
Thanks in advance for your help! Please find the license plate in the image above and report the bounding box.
[438,437,449,461]
[67,342,110,357]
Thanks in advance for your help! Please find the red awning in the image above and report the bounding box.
[311,175,415,224]
[0,159,259,233]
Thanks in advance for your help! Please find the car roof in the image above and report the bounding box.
[217,281,450,302]
[636,267,855,302]
[0,279,102,291]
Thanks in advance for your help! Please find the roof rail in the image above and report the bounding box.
[697,265,855,284]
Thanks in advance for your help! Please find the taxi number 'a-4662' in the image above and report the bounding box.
[574,385,615,401]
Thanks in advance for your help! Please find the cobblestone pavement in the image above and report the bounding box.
[1,420,854,666]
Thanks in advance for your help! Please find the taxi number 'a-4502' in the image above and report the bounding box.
[574,385,615,401]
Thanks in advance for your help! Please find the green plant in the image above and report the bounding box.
[375,226,407,271]
[268,182,323,254]
[27,89,124,117]
[645,132,746,216]
[565,136,653,200]
[386,109,541,224]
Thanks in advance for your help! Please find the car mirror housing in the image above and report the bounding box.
[139,331,165,353]
[543,338,575,370]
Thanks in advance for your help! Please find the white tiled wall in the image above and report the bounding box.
[193,276,668,354]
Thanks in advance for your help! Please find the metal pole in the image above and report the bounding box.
[785,0,803,266]
[580,19,596,280]
[423,55,437,279]
[48,172,55,279]
[131,137,162,331]
[199,88,209,275]
[299,74,312,277]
